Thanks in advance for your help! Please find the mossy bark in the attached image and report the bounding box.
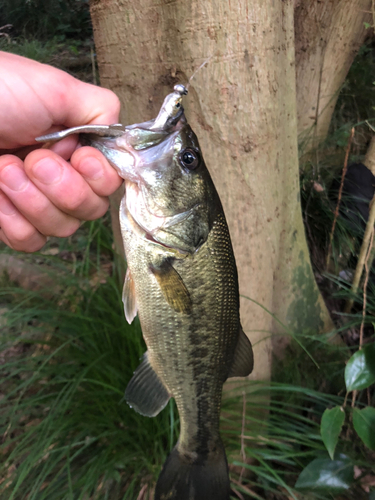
[295,0,372,150]
[90,0,333,381]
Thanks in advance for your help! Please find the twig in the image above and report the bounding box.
[344,196,375,314]
[231,479,264,500]
[351,389,358,410]
[326,127,355,269]
[136,484,148,500]
[239,391,246,483]
[348,229,372,412]
[230,485,245,500]
[359,229,373,348]
[366,120,375,133]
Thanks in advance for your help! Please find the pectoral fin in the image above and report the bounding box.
[150,260,192,314]
[125,352,170,417]
[122,267,137,324]
[228,327,254,378]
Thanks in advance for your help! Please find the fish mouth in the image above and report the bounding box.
[145,232,175,250]
[144,231,189,255]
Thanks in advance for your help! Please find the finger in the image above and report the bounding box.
[49,135,79,161]
[70,146,123,197]
[24,149,110,221]
[0,190,47,252]
[63,78,122,127]
[1,53,121,148]
[0,155,81,238]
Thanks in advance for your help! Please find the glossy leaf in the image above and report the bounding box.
[321,406,345,460]
[345,344,375,391]
[295,455,354,493]
[353,407,375,450]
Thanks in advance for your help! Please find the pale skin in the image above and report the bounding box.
[0,51,123,252]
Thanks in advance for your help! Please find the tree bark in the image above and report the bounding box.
[364,135,375,173]
[90,0,333,381]
[295,0,372,151]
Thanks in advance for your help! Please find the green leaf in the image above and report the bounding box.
[295,455,354,493]
[353,407,375,450]
[345,344,375,391]
[364,22,371,29]
[321,406,345,460]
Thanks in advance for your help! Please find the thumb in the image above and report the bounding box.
[61,77,121,127]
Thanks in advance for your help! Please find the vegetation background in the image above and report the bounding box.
[0,1,375,499]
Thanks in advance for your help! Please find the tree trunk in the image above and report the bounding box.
[295,0,372,151]
[90,0,333,381]
[364,135,375,173]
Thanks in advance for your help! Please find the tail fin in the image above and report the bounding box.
[154,445,230,500]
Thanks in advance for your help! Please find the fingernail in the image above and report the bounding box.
[0,164,29,191]
[0,192,16,215]
[79,157,104,180]
[32,158,62,184]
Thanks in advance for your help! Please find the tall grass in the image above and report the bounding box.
[1,220,373,499]
[0,222,178,499]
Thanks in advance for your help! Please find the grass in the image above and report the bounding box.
[0,0,92,41]
[0,221,180,499]
[1,221,374,499]
[0,38,62,64]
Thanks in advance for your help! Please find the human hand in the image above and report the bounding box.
[0,51,123,252]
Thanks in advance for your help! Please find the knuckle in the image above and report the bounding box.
[85,199,109,221]
[0,155,22,170]
[61,190,87,213]
[50,219,80,238]
[23,238,46,253]
[104,89,121,117]
[32,201,50,219]
[8,229,39,252]
[112,94,121,117]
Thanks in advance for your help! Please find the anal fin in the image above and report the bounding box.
[228,327,254,378]
[125,352,170,417]
[122,267,137,324]
[150,260,192,314]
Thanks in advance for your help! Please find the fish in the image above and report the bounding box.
[36,84,254,500]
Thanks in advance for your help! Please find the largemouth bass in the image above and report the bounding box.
[36,84,254,500]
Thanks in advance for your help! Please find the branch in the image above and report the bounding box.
[326,127,354,269]
[344,196,375,314]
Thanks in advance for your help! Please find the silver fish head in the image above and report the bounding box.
[111,86,220,253]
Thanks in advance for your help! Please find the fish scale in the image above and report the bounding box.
[122,205,239,456]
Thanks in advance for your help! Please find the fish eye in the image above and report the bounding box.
[175,102,181,108]
[179,148,200,170]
